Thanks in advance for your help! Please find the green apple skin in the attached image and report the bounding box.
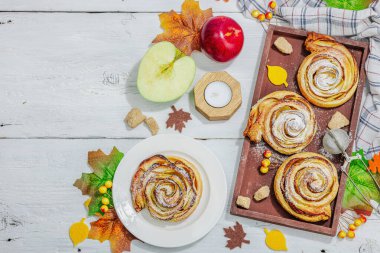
[137,42,196,102]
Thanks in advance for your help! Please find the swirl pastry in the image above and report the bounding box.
[274,152,339,222]
[244,91,316,155]
[297,32,359,108]
[131,155,202,222]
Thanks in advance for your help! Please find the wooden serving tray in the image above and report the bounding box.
[230,25,369,236]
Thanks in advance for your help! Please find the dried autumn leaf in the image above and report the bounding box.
[88,209,137,253]
[152,0,213,55]
[166,105,192,133]
[369,152,380,173]
[224,221,250,250]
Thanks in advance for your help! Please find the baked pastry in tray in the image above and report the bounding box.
[244,91,316,155]
[131,154,202,222]
[297,32,359,108]
[274,152,339,222]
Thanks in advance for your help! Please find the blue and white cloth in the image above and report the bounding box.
[238,0,380,158]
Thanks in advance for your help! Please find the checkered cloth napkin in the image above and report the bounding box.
[238,0,380,158]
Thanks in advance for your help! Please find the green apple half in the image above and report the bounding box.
[137,42,196,102]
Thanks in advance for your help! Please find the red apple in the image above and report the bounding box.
[201,16,244,62]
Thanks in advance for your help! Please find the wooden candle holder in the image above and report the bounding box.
[194,71,242,121]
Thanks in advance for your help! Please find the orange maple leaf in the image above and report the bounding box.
[152,0,213,55]
[88,209,138,253]
[369,152,380,173]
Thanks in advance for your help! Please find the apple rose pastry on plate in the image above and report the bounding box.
[244,91,316,155]
[131,154,202,222]
[297,32,359,108]
[274,152,339,222]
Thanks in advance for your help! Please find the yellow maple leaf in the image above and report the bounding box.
[152,0,213,55]
[369,152,380,173]
[88,209,137,253]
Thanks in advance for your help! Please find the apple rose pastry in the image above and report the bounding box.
[274,152,339,222]
[131,155,202,222]
[297,32,359,108]
[244,91,316,155]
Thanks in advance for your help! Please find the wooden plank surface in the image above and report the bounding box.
[0,0,240,12]
[1,139,380,253]
[0,12,262,139]
[1,0,379,252]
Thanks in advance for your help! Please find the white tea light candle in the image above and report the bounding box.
[194,71,241,120]
[204,81,232,108]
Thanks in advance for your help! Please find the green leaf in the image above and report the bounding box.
[324,0,372,10]
[73,147,124,216]
[342,149,380,214]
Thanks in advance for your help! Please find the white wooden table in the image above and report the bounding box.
[0,1,379,252]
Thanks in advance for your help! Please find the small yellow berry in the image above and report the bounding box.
[337,230,346,239]
[348,224,356,231]
[100,205,109,213]
[101,197,110,205]
[262,159,271,167]
[347,230,355,239]
[269,1,277,9]
[99,186,107,194]
[251,10,260,18]
[265,12,273,20]
[257,14,265,22]
[263,150,272,158]
[354,219,362,227]
[360,215,367,223]
[105,180,113,189]
[260,166,269,174]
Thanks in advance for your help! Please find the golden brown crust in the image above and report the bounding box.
[244,91,316,155]
[130,154,202,222]
[274,152,339,222]
[297,32,359,108]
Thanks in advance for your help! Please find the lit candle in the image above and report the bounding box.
[204,81,232,108]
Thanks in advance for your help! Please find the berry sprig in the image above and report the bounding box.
[251,1,276,22]
[337,212,367,239]
[259,150,284,174]
[98,180,113,213]
[259,150,272,174]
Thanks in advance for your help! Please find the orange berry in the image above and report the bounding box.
[257,14,265,22]
[260,166,269,174]
[262,159,271,167]
[354,219,362,227]
[101,197,110,205]
[105,180,113,188]
[269,1,277,9]
[360,216,367,223]
[251,10,260,18]
[99,186,107,194]
[337,230,346,239]
[347,230,355,239]
[265,12,273,20]
[349,224,356,231]
[263,150,272,158]
[100,205,109,213]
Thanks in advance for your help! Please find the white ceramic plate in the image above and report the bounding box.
[113,134,227,248]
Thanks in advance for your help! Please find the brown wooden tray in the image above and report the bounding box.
[230,25,369,236]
